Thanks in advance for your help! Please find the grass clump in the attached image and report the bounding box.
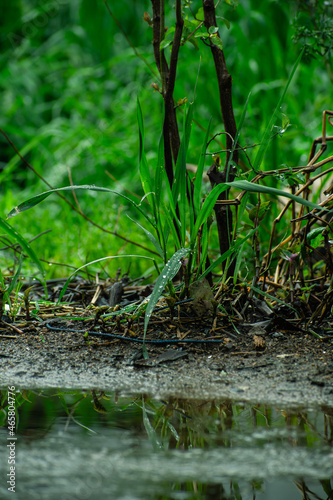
[0,0,332,335]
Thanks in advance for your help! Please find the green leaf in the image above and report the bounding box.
[155,134,164,213]
[160,39,172,50]
[197,222,209,277]
[173,103,194,245]
[224,0,239,7]
[0,217,44,276]
[126,215,164,258]
[195,32,209,39]
[0,409,7,427]
[226,180,325,211]
[7,185,108,218]
[162,201,181,250]
[200,227,258,280]
[137,99,155,212]
[307,227,324,242]
[248,201,271,222]
[151,147,166,259]
[194,119,211,217]
[210,35,223,50]
[7,254,24,295]
[159,27,175,50]
[208,26,219,35]
[142,400,163,450]
[162,167,181,241]
[248,285,298,313]
[228,91,251,167]
[217,17,231,29]
[190,183,229,248]
[281,113,290,130]
[143,248,189,346]
[196,7,204,21]
[7,184,156,230]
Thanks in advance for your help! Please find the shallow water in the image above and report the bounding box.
[0,388,332,499]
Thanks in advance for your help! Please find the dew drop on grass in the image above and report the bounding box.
[162,275,166,278]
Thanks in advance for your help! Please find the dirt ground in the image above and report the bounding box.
[1,312,332,408]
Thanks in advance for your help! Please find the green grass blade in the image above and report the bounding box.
[248,285,298,313]
[154,135,166,257]
[0,268,5,289]
[155,133,164,213]
[226,179,324,211]
[7,185,156,229]
[233,190,249,240]
[196,222,209,277]
[173,104,194,245]
[228,91,251,167]
[163,169,178,223]
[7,185,112,218]
[162,204,181,250]
[137,97,145,157]
[199,227,258,280]
[0,217,44,276]
[194,119,211,217]
[143,247,189,345]
[142,399,163,450]
[187,174,195,234]
[253,50,304,173]
[233,246,245,286]
[7,254,24,295]
[190,183,229,248]
[126,215,164,258]
[161,168,181,249]
[137,98,155,210]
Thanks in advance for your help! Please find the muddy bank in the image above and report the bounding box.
[1,325,332,407]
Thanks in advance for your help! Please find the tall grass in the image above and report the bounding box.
[0,0,331,287]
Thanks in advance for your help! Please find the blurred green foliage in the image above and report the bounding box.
[0,0,332,281]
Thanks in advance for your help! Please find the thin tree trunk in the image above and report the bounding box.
[203,0,238,275]
[151,0,183,188]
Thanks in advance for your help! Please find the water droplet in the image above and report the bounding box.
[162,275,166,279]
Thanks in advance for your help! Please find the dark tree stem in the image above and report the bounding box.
[203,0,238,275]
[203,0,238,169]
[165,0,182,164]
[151,0,183,188]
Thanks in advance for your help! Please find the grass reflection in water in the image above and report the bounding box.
[0,388,332,500]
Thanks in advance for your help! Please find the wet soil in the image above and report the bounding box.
[1,314,332,408]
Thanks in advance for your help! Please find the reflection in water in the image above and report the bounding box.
[0,388,332,499]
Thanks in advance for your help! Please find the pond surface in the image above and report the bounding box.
[0,388,332,500]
